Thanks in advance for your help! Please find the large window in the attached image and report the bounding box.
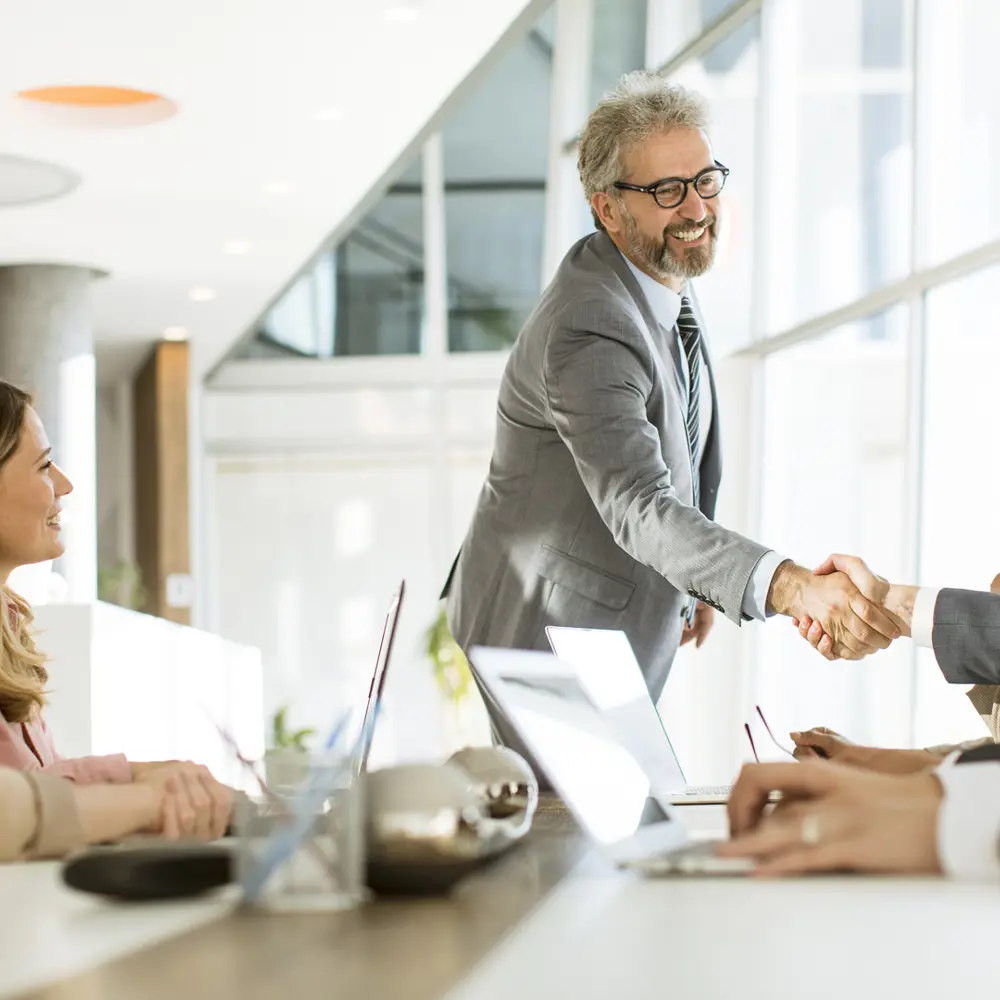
[767,0,913,332]
[754,308,911,747]
[443,15,552,352]
[673,14,760,354]
[332,171,424,357]
[589,0,647,106]
[923,1,1000,265]
[656,0,749,61]
[912,264,1000,744]
[237,157,424,360]
[921,265,1000,590]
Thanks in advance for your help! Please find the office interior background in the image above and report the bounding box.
[1,0,997,784]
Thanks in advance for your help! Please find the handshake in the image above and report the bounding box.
[767,553,911,661]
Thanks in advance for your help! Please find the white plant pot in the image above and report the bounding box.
[263,748,310,790]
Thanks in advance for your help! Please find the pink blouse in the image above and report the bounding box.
[0,712,131,784]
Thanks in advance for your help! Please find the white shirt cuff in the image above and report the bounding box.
[742,551,789,621]
[911,587,940,649]
[935,753,1000,880]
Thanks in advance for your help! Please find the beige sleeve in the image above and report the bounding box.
[922,686,1000,758]
[966,685,1000,742]
[22,772,86,859]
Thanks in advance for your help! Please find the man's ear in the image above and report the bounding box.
[592,192,620,234]
[990,573,1000,595]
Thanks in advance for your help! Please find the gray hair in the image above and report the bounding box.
[578,71,710,230]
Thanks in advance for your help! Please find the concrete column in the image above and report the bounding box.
[0,264,100,602]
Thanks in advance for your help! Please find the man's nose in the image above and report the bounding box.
[677,185,708,222]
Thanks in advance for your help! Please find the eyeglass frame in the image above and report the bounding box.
[745,705,796,763]
[613,161,730,210]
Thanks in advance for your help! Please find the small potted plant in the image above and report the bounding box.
[427,607,490,752]
[264,705,315,789]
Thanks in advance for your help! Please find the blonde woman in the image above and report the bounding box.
[0,381,230,840]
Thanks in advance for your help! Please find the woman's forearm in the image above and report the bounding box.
[75,783,160,844]
[0,769,161,861]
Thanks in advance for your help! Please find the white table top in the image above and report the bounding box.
[446,807,1000,1000]
[0,861,236,999]
[3,806,998,1000]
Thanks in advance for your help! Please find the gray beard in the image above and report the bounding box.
[622,211,716,281]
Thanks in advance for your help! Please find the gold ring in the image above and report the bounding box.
[801,814,821,846]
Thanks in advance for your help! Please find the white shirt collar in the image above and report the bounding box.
[620,251,683,330]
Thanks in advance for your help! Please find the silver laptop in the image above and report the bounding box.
[468,647,751,876]
[545,626,730,805]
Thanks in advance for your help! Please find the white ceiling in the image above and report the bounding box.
[0,0,538,383]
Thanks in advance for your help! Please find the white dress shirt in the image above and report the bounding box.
[621,254,785,620]
[910,586,940,650]
[936,752,1000,880]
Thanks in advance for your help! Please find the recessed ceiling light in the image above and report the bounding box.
[15,86,178,128]
[162,326,189,342]
[189,286,217,302]
[224,239,254,256]
[383,4,420,22]
[0,154,80,207]
[264,180,294,196]
[312,108,343,123]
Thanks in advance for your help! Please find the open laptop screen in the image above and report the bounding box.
[474,653,674,847]
[544,627,687,794]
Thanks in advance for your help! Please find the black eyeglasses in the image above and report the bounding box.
[614,161,730,210]
[745,705,795,763]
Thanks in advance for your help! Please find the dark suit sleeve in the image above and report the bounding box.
[931,589,1000,685]
[956,742,1000,764]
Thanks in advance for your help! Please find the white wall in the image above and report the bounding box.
[203,355,505,766]
[36,602,264,790]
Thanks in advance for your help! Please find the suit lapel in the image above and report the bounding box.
[591,234,722,517]
[590,234,689,417]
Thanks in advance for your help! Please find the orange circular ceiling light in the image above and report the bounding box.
[14,86,178,127]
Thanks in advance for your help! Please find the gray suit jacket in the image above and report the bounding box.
[445,232,769,762]
[933,589,1000,686]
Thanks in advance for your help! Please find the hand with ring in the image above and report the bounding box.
[716,760,943,876]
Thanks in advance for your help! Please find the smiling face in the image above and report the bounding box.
[592,126,721,289]
[0,407,73,580]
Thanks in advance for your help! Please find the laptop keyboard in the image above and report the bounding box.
[681,785,731,797]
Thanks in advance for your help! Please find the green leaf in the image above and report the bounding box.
[289,728,315,752]
[271,705,289,748]
[426,606,473,705]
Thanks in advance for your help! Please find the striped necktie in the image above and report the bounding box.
[677,295,702,505]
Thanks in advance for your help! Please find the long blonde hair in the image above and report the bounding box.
[0,382,49,723]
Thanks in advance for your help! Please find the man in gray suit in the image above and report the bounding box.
[444,72,898,760]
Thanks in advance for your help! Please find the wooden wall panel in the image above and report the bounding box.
[132,341,190,625]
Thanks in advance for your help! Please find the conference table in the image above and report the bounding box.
[3,801,998,1000]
